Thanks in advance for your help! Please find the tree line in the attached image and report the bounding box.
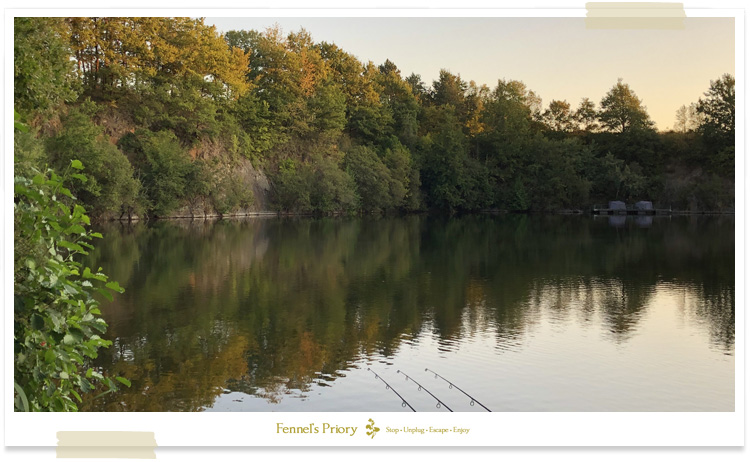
[14,17,735,217]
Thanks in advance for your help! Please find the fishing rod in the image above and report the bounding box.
[367,368,416,412]
[425,368,492,412]
[397,370,453,412]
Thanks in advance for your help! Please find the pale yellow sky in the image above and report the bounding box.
[208,17,735,131]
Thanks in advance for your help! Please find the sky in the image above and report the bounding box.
[206,16,735,131]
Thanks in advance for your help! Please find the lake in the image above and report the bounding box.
[80,214,734,412]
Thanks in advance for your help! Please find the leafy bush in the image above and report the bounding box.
[14,159,129,411]
[344,145,392,212]
[212,172,255,214]
[119,129,192,216]
[48,105,141,218]
[271,159,313,212]
[309,155,359,213]
[271,156,358,214]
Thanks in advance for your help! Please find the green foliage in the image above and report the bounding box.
[480,79,540,146]
[587,152,648,203]
[211,171,255,214]
[697,74,735,158]
[460,157,492,211]
[14,120,47,177]
[708,146,734,177]
[130,77,220,145]
[308,82,348,138]
[598,79,655,133]
[432,69,468,109]
[272,156,358,214]
[697,74,735,139]
[67,17,249,101]
[418,109,470,211]
[345,146,393,212]
[673,103,700,133]
[119,129,192,216]
[591,129,662,172]
[347,103,393,145]
[522,136,591,211]
[14,160,128,411]
[14,18,78,114]
[541,100,574,133]
[272,159,311,212]
[693,173,734,211]
[47,105,141,218]
[309,156,359,213]
[574,98,599,132]
[405,73,429,102]
[376,62,420,147]
[383,141,418,210]
[13,19,734,216]
[229,93,276,156]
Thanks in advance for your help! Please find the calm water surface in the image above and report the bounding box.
[81,215,734,412]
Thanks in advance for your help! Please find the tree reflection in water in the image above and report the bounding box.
[79,215,734,411]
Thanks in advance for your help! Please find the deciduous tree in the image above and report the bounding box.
[598,79,654,133]
[697,74,735,147]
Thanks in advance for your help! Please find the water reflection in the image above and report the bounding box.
[635,216,653,228]
[608,215,627,227]
[79,215,734,411]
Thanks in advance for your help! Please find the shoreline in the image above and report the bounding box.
[107,208,735,222]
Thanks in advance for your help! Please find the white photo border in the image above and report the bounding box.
[3,4,745,448]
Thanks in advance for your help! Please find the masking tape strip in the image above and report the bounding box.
[56,432,157,459]
[586,2,686,30]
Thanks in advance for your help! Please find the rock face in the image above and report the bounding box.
[161,157,275,219]
[238,159,273,213]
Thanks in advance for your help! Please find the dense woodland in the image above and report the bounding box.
[14,17,735,218]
